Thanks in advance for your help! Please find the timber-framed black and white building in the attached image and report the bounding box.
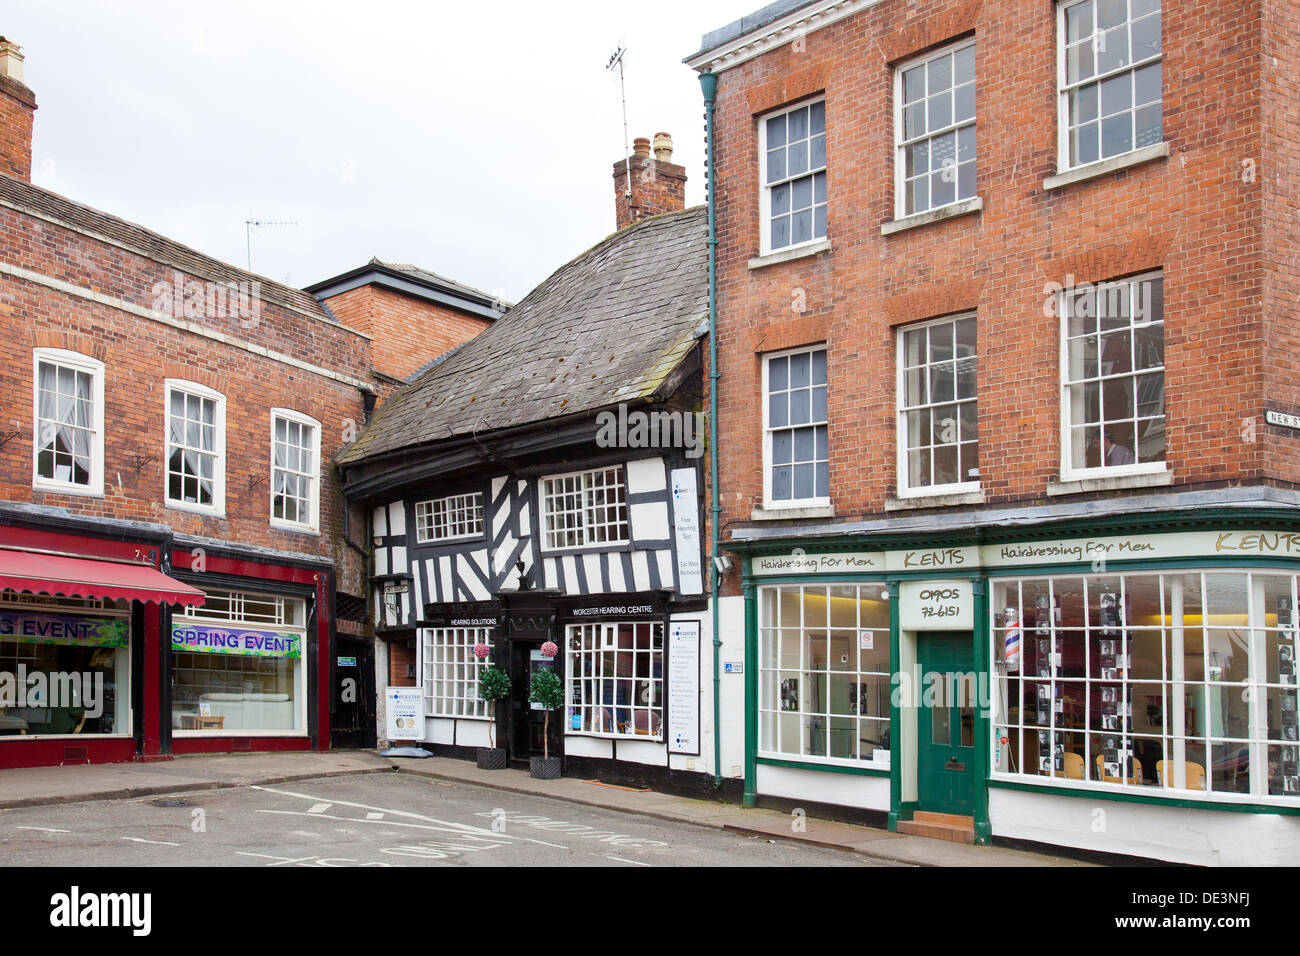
[338,204,713,786]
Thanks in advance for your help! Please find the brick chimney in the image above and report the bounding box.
[612,131,686,230]
[0,37,35,180]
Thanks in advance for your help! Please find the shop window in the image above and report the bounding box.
[171,589,305,733]
[764,346,829,506]
[415,493,484,543]
[566,622,663,739]
[164,381,225,514]
[757,584,892,765]
[991,571,1300,800]
[1060,271,1165,477]
[898,314,979,495]
[895,40,977,218]
[269,409,320,532]
[0,594,130,737]
[759,98,827,253]
[32,348,104,495]
[540,466,628,551]
[1058,0,1162,170]
[422,627,492,717]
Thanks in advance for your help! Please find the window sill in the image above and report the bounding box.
[1043,143,1170,192]
[751,504,835,521]
[748,239,831,271]
[880,197,983,236]
[270,521,321,536]
[566,730,665,743]
[32,481,104,498]
[885,488,986,511]
[166,500,226,519]
[1046,469,1172,496]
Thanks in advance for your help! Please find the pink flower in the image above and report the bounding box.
[540,641,558,659]
[473,643,491,660]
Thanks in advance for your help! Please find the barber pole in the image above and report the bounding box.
[1003,608,1021,673]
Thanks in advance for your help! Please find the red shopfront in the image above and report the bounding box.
[0,520,334,768]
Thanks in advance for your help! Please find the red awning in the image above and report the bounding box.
[0,549,206,607]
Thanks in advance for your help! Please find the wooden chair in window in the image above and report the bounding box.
[1096,754,1143,785]
[1062,751,1085,780]
[1156,760,1206,790]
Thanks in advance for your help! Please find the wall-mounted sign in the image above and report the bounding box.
[385,687,422,741]
[899,580,973,631]
[752,552,884,576]
[724,661,743,675]
[0,611,127,648]
[670,468,704,596]
[171,623,302,659]
[337,656,357,667]
[668,621,700,755]
[1266,410,1300,431]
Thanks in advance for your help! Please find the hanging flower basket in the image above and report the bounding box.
[540,640,558,659]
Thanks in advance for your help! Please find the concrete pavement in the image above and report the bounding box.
[0,750,1093,866]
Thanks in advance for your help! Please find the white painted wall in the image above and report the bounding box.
[756,764,891,811]
[990,788,1300,865]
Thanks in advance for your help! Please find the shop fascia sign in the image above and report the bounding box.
[751,531,1300,575]
[0,610,128,648]
[898,580,973,631]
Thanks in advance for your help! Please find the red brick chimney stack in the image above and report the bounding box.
[0,37,35,181]
[612,131,686,230]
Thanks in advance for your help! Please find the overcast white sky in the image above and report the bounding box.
[7,0,758,302]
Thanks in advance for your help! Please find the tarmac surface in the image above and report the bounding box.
[0,750,1094,867]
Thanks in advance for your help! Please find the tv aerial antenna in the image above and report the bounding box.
[244,217,298,273]
[606,44,632,199]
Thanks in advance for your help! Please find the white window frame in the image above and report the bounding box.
[896,313,980,498]
[762,344,830,510]
[757,583,893,768]
[565,621,664,741]
[172,588,308,737]
[539,465,629,552]
[269,408,321,533]
[421,627,493,719]
[163,379,226,516]
[757,97,828,256]
[414,492,485,544]
[893,39,978,220]
[1058,270,1166,481]
[990,570,1300,807]
[31,348,105,496]
[1055,0,1163,173]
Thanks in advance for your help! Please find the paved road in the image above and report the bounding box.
[0,773,888,867]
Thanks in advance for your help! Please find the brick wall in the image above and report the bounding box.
[706,0,1278,582]
[613,153,688,230]
[322,284,491,382]
[0,180,371,593]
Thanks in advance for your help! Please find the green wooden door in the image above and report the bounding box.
[916,632,977,816]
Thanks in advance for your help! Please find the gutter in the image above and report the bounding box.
[700,71,725,789]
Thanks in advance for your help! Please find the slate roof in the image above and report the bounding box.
[0,174,333,322]
[339,205,708,465]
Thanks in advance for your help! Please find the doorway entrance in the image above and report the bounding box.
[916,631,977,816]
[508,641,559,763]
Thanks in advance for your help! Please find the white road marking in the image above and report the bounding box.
[252,785,516,841]
[15,826,69,833]
[522,837,568,849]
[237,852,322,866]
[257,808,515,846]
[365,812,384,820]
[122,837,181,846]
[608,856,651,866]
[307,803,332,814]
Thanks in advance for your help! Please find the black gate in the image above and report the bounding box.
[331,636,377,749]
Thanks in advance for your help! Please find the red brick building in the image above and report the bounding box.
[688,0,1300,864]
[0,38,493,766]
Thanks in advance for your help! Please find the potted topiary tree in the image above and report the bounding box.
[528,645,564,780]
[476,644,510,770]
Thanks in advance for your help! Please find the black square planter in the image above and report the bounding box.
[476,748,508,770]
[529,756,561,780]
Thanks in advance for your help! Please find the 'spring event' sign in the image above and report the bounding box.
[170,623,301,659]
